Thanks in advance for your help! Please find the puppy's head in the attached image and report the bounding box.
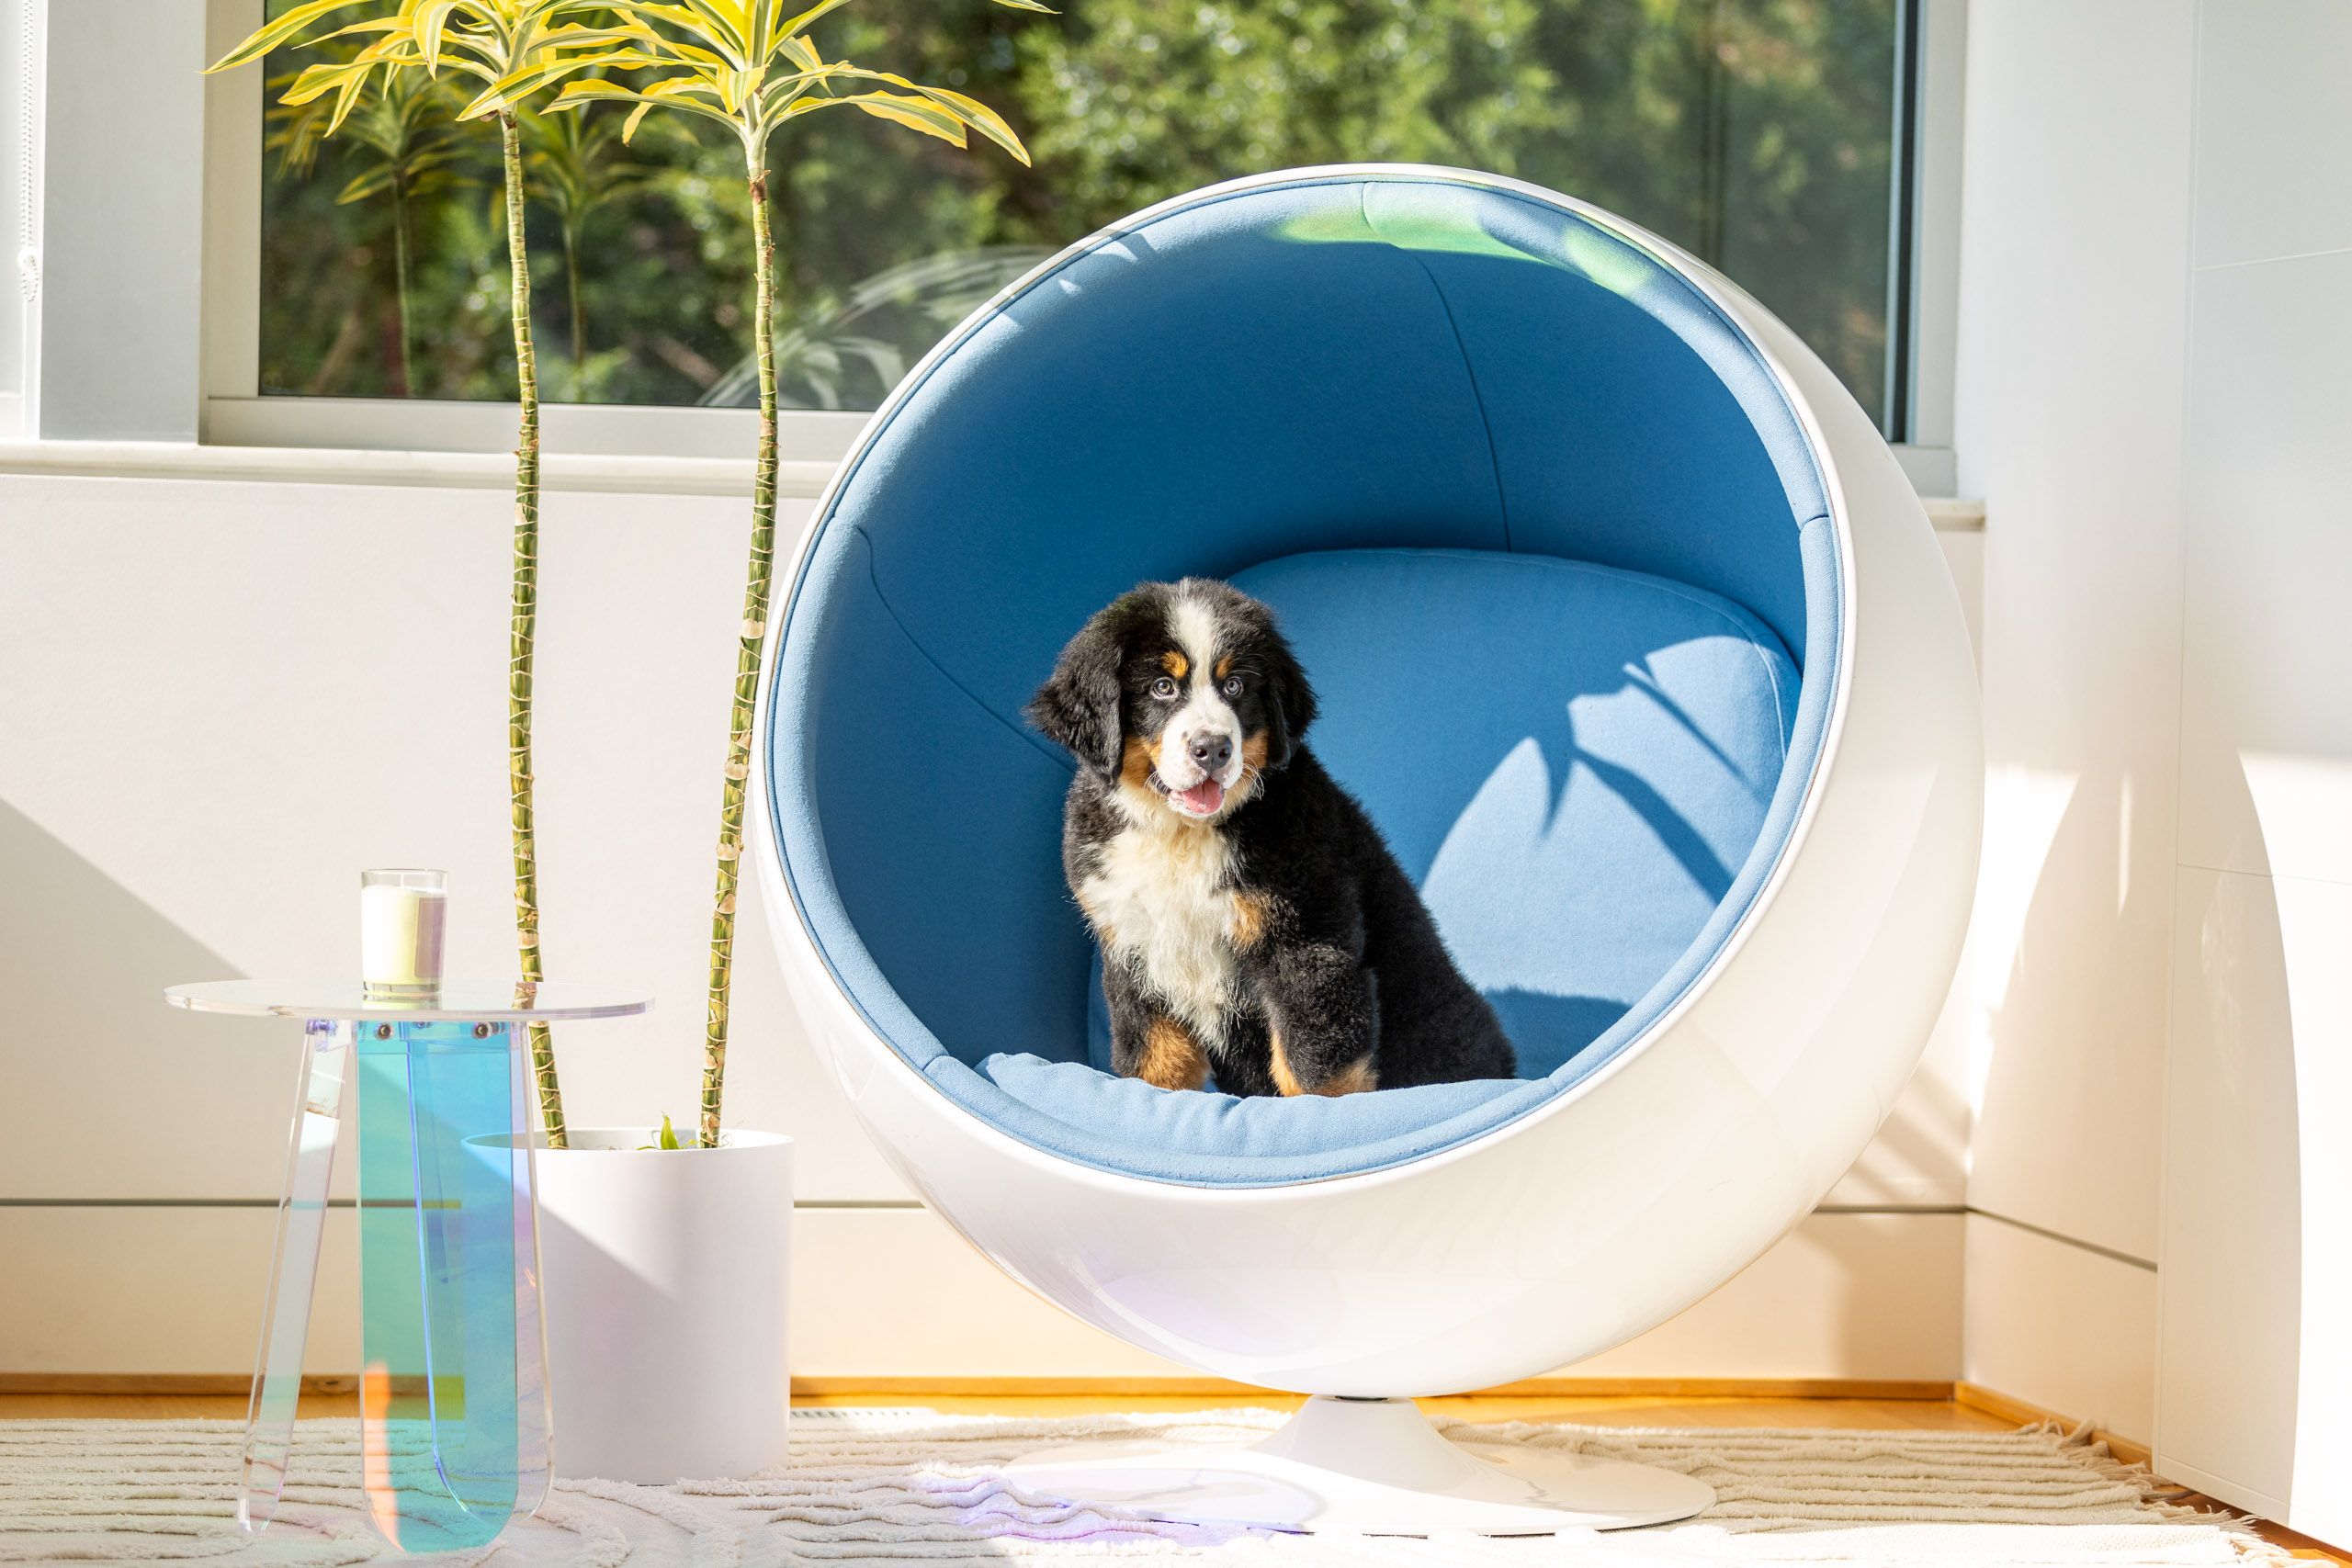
[1027,578,1317,824]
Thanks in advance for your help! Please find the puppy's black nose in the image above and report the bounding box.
[1188,733,1233,773]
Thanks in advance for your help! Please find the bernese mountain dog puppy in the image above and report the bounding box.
[1026,578,1515,1097]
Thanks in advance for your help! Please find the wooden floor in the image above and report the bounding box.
[0,1387,2007,1428]
[3,1391,2338,1562]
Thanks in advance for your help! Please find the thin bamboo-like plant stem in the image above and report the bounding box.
[562,221,587,401]
[391,174,416,396]
[503,109,567,1149]
[699,152,780,1149]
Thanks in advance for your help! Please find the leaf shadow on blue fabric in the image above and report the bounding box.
[1480,988,1634,1079]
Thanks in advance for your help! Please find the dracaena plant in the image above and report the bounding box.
[213,1,647,1151]
[475,0,1041,1146]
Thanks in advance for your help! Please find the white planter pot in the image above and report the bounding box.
[531,1128,793,1483]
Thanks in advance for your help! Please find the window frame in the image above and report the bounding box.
[1894,0,1966,496]
[181,0,1963,493]
[1,0,38,441]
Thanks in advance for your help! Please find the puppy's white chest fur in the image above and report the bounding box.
[1079,818,1238,1045]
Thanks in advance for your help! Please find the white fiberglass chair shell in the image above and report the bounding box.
[752,166,1982,1532]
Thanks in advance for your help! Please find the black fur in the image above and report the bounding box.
[1027,579,1515,1097]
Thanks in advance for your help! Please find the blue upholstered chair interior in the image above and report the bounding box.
[767,173,1841,1187]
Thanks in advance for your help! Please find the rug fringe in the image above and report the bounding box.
[2029,1419,2296,1562]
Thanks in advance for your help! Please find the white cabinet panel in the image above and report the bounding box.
[2159,867,2352,1538]
[2176,254,2352,888]
[2270,874,2352,1543]
[2189,0,2352,270]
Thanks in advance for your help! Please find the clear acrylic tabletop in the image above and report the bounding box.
[165,979,650,1022]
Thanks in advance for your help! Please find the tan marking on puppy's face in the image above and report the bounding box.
[1118,734,1158,800]
[1227,890,1272,949]
[1220,730,1273,809]
[1160,650,1189,680]
[1269,1030,1377,1097]
[1137,1016,1208,1091]
[1215,654,1234,682]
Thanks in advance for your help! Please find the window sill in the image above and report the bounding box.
[0,438,813,500]
[0,438,1990,534]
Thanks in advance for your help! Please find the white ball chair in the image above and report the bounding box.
[752,166,1982,1532]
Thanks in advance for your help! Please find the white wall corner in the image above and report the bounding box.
[1963,1213,2156,1444]
[2155,1,2352,1539]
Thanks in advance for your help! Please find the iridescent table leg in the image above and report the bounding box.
[503,1028,553,1521]
[240,1019,353,1531]
[353,1020,550,1551]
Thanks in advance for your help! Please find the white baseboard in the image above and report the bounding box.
[1,1204,1961,1383]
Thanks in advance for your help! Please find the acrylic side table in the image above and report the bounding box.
[166,980,649,1553]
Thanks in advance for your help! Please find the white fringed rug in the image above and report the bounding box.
[0,1408,2283,1566]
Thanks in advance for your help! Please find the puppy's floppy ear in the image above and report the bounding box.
[1258,620,1318,771]
[1027,598,1136,776]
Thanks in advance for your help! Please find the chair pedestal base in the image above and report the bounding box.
[1000,1395,1714,1536]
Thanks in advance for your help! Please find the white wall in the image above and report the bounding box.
[2155,0,2352,1537]
[1948,0,2197,1445]
[0,457,1979,1386]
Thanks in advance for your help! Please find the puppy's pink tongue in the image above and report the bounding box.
[1176,779,1226,815]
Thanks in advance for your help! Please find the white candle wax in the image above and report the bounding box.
[360,883,447,991]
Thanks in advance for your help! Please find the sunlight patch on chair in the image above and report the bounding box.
[1421,737,1723,1001]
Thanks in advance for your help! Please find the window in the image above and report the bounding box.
[246,0,1934,445]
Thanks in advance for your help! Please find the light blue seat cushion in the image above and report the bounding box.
[978,1052,1535,1177]
[766,171,1838,1187]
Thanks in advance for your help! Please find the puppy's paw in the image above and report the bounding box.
[1268,1030,1378,1097]
[1135,1017,1209,1091]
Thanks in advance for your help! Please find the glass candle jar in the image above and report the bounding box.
[360,869,447,1000]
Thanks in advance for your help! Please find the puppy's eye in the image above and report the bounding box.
[1222,675,1245,698]
[1149,676,1180,700]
